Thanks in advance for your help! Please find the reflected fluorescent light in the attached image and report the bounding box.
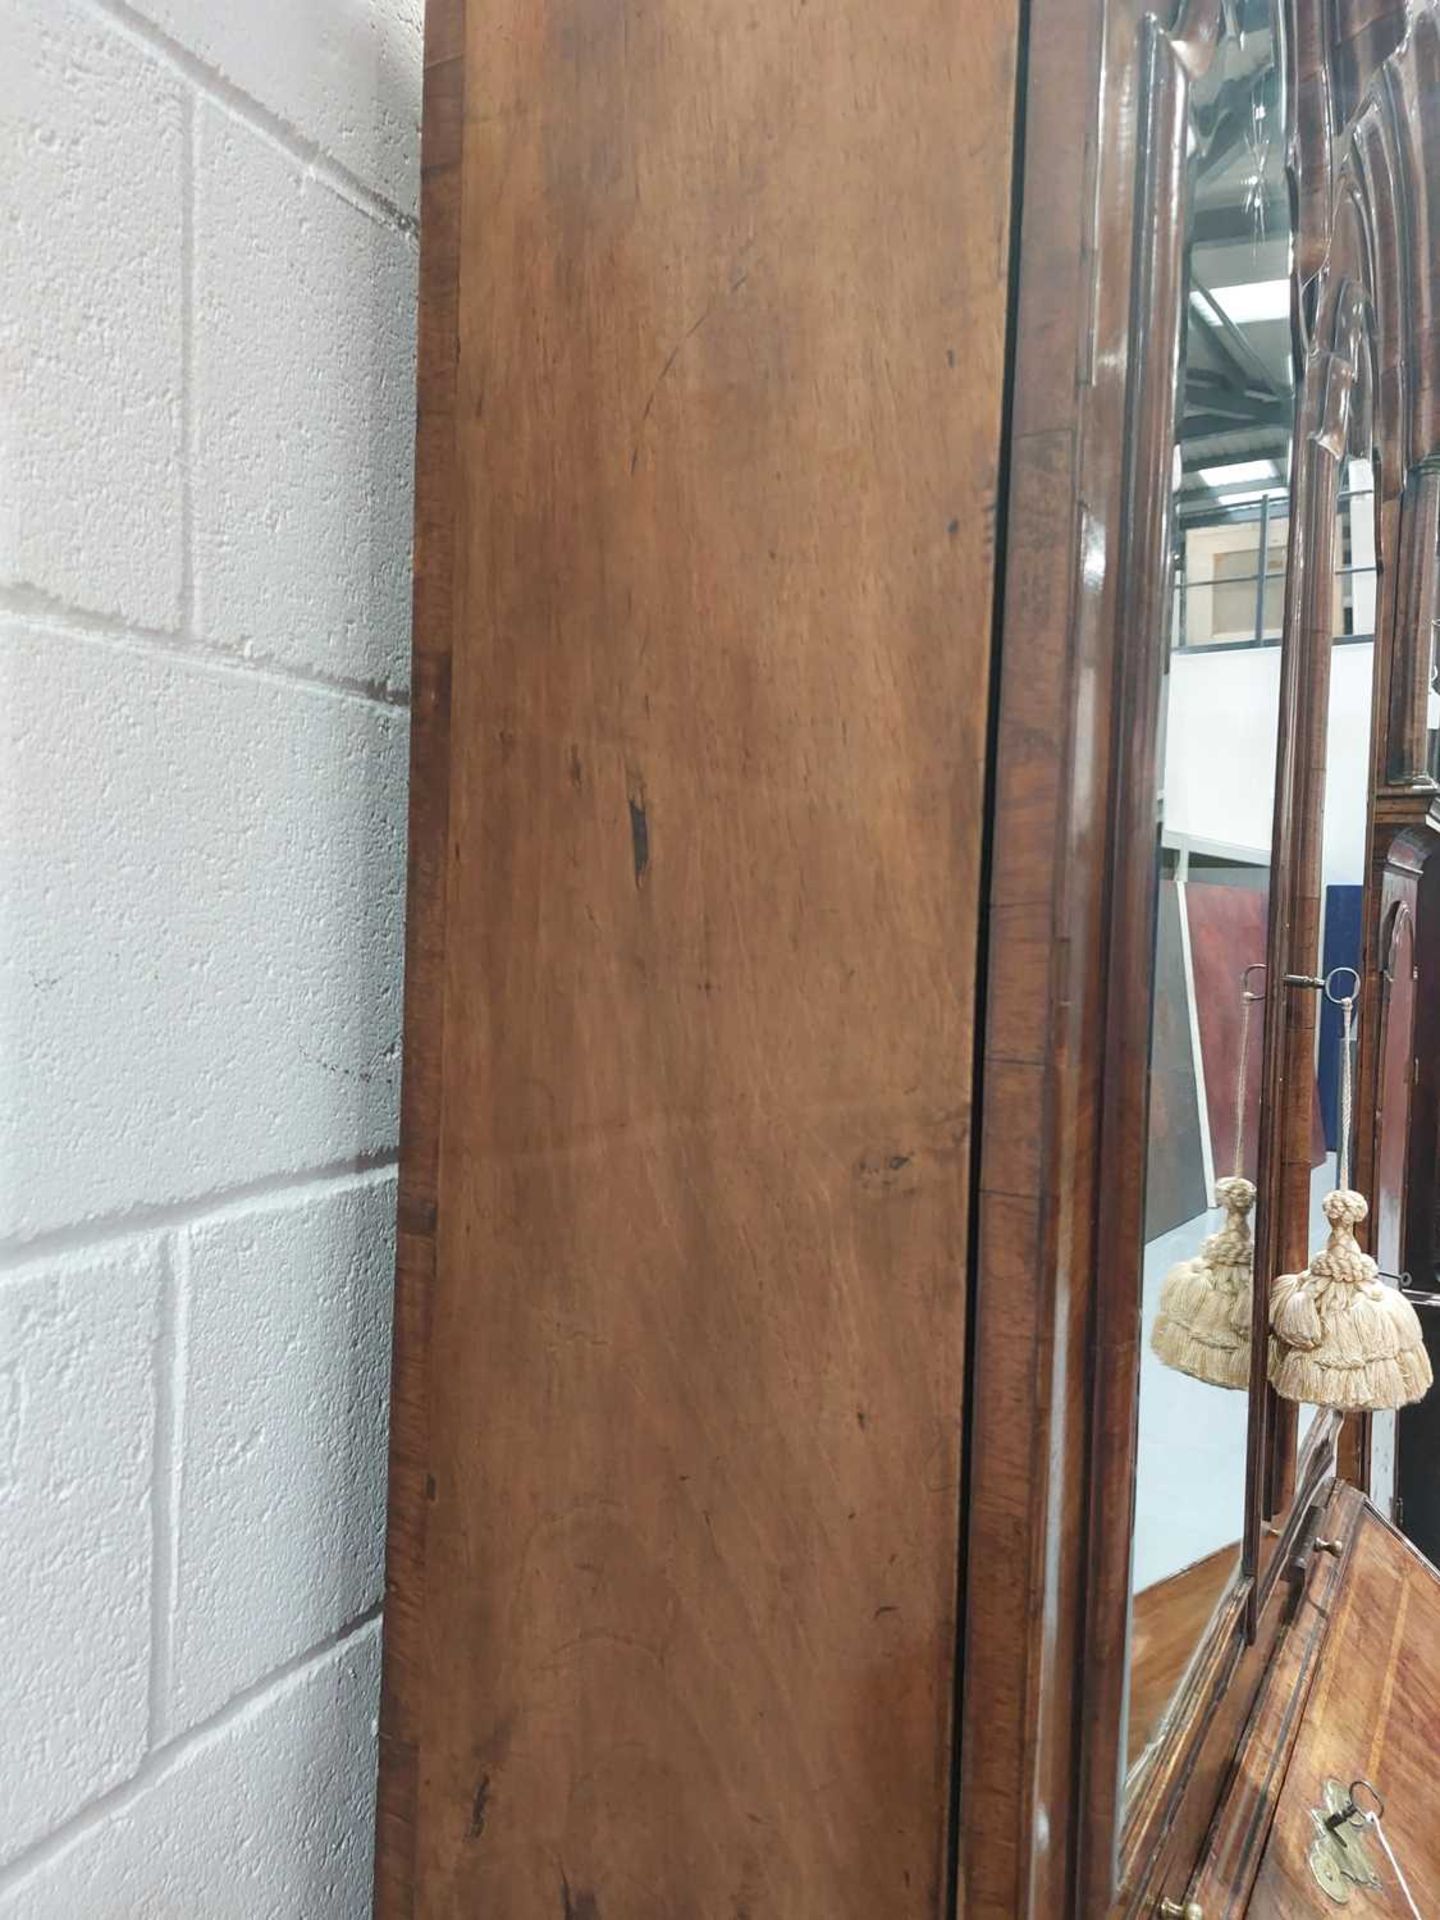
[1214,489,1272,508]
[1198,460,1277,489]
[1195,279,1292,324]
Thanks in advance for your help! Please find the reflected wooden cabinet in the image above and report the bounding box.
[374,0,1440,1914]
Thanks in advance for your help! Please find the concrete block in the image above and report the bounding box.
[0,0,183,628]
[165,1175,396,1734]
[126,0,421,214]
[192,105,417,692]
[0,1246,159,1863]
[0,622,407,1242]
[0,1621,382,1917]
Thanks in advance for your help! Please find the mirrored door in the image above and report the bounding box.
[1127,13,1294,1779]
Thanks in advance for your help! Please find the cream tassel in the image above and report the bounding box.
[1269,1189,1433,1412]
[1151,1174,1256,1389]
[1270,975,1433,1412]
[1150,963,1263,1390]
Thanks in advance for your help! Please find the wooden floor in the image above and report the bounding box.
[1128,1542,1241,1764]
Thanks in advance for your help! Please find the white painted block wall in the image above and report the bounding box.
[0,0,420,1909]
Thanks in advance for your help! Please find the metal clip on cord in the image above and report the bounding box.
[1281,967,1361,999]
[1375,1269,1440,1309]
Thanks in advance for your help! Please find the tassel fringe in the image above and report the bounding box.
[1268,1189,1433,1413]
[1150,1175,1255,1391]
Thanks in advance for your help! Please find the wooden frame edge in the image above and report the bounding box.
[373,2,467,1912]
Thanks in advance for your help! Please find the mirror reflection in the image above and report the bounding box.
[1310,458,1376,1273]
[1279,456,1378,1452]
[1128,19,1291,1776]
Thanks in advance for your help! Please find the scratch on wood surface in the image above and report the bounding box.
[627,771,650,887]
[468,1774,490,1839]
[628,265,751,473]
[561,1871,600,1919]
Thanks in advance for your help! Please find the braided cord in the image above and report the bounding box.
[1234,981,1256,1178]
[1362,1814,1421,1920]
[1339,993,1355,1192]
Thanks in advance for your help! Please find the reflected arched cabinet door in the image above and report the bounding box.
[963,0,1440,1913]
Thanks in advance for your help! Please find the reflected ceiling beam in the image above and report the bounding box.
[1184,368,1288,424]
[1191,196,1287,247]
[1181,432,1291,470]
[1189,280,1285,397]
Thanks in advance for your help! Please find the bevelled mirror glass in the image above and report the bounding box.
[1292,454,1377,1459]
[1127,14,1293,1779]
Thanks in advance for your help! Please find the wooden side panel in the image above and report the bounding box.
[957,0,1101,1904]
[1374,900,1417,1277]
[375,0,467,1910]
[1395,842,1440,1572]
[960,0,1188,1910]
[1403,853,1440,1282]
[376,1,1021,1914]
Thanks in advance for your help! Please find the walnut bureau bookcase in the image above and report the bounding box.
[375,1,1440,1914]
